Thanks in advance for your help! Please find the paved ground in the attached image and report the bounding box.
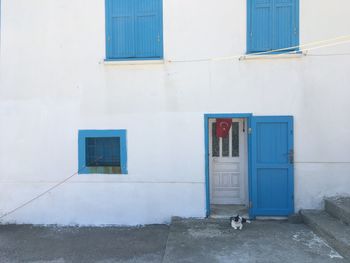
[163,218,347,263]
[0,219,347,263]
[0,224,169,263]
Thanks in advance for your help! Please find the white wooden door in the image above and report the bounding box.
[209,119,246,205]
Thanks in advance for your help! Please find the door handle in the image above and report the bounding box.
[289,149,294,164]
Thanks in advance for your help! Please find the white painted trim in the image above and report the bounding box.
[102,59,165,66]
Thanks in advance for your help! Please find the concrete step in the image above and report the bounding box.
[300,209,350,260]
[209,205,248,219]
[325,196,350,225]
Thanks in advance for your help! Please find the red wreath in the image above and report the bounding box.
[216,119,232,138]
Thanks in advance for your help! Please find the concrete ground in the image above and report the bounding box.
[0,219,347,263]
[163,218,347,263]
[0,224,169,263]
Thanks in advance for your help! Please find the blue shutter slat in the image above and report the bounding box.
[274,0,296,50]
[134,0,163,58]
[250,0,273,52]
[107,0,135,59]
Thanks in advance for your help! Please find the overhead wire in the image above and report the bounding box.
[167,34,350,63]
[305,53,350,57]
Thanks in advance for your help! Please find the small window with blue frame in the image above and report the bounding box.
[78,130,127,174]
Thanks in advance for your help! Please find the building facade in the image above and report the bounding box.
[0,0,350,225]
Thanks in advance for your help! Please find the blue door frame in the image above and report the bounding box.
[204,114,294,219]
[204,113,253,218]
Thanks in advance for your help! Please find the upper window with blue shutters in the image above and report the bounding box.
[105,0,163,60]
[247,0,299,53]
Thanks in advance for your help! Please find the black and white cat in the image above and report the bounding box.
[230,215,251,230]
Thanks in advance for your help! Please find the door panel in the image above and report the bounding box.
[251,116,294,216]
[209,119,247,205]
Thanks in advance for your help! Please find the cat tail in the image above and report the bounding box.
[242,218,251,223]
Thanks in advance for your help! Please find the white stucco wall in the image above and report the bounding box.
[0,0,350,225]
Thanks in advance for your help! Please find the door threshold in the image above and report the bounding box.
[210,204,249,219]
[256,216,288,221]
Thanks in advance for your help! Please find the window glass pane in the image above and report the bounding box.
[86,137,121,167]
[232,122,239,157]
[222,135,229,157]
[212,123,220,157]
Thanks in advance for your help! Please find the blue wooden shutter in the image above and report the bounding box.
[248,0,273,52]
[106,0,135,59]
[248,0,298,53]
[106,0,163,59]
[274,0,298,50]
[134,0,163,58]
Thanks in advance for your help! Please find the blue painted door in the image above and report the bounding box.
[250,116,294,217]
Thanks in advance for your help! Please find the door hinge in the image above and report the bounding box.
[249,201,253,209]
[248,128,252,134]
